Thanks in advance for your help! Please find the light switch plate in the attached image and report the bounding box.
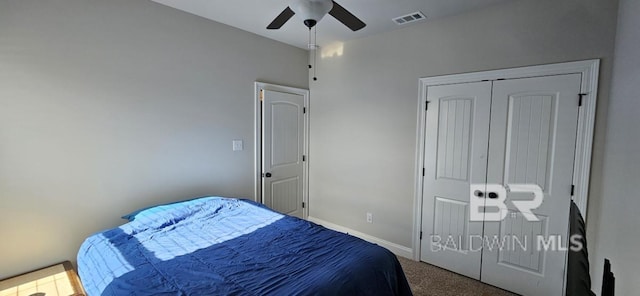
[232,140,243,151]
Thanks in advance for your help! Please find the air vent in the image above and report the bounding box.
[393,11,426,25]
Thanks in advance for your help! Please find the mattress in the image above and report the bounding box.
[77,197,412,295]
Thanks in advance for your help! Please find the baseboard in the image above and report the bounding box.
[307,216,414,259]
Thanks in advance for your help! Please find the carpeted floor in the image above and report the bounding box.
[397,256,517,296]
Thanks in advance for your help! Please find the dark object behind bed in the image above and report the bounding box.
[601,259,615,296]
[566,201,596,296]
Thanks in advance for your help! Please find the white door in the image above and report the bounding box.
[481,74,581,295]
[420,81,492,279]
[262,89,305,218]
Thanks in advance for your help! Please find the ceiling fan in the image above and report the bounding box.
[267,0,366,31]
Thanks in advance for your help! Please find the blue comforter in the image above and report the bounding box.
[77,197,412,295]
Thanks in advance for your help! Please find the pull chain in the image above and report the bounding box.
[313,26,317,81]
[308,27,318,81]
[308,28,312,72]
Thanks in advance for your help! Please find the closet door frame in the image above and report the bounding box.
[412,59,600,261]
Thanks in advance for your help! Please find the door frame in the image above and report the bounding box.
[254,82,310,219]
[412,60,600,260]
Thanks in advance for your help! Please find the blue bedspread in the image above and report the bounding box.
[77,197,412,295]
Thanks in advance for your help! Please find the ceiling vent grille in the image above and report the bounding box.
[393,11,426,25]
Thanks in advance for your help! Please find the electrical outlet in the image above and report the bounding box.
[366,212,373,223]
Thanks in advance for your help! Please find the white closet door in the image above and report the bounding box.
[481,74,581,295]
[420,81,492,279]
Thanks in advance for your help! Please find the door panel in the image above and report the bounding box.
[420,81,492,280]
[262,90,304,218]
[481,74,581,295]
[496,210,547,273]
[437,98,473,181]
[271,102,300,167]
[271,177,300,214]
[504,93,554,191]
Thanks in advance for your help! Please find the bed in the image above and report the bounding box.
[77,197,412,295]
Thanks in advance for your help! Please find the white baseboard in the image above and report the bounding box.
[307,216,414,259]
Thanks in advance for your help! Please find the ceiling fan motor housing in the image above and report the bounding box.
[290,0,333,28]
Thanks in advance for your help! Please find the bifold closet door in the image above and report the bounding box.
[420,81,492,280]
[481,74,581,295]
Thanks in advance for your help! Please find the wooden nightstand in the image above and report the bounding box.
[0,261,85,296]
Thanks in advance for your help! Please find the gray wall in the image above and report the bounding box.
[309,0,617,259]
[588,0,640,294]
[0,0,307,278]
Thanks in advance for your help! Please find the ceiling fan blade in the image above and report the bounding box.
[267,7,295,30]
[329,1,366,31]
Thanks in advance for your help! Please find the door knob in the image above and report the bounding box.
[473,190,484,197]
[488,192,498,199]
[264,172,272,178]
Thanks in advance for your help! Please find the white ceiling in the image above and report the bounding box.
[151,0,509,49]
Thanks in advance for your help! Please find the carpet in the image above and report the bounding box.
[397,256,517,296]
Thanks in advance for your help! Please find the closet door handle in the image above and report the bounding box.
[473,190,484,198]
[264,172,272,178]
[488,192,499,199]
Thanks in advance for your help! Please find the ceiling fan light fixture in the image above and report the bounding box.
[290,0,333,29]
[267,0,365,32]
